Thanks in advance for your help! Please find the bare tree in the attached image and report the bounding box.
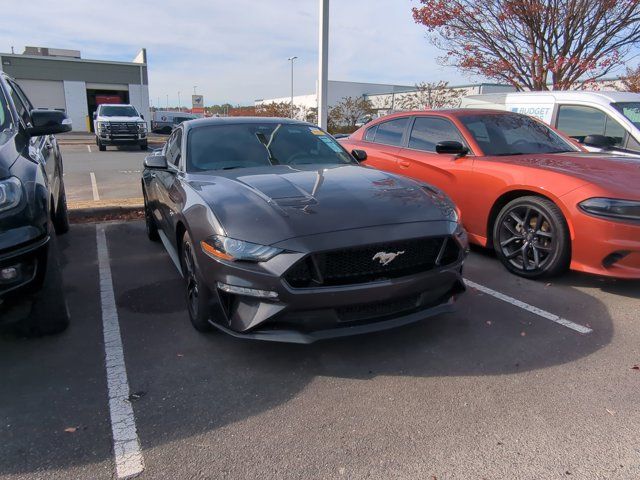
[330,96,375,128]
[397,81,465,110]
[412,0,640,90]
[255,101,304,118]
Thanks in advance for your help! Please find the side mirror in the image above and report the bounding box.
[144,154,168,169]
[435,141,469,156]
[351,149,368,161]
[140,114,144,120]
[93,112,97,120]
[28,110,72,137]
[583,134,616,149]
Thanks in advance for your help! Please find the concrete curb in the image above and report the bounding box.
[69,205,144,224]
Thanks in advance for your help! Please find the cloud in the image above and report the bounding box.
[1,0,473,105]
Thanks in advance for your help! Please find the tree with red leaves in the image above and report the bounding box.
[620,65,640,92]
[412,0,640,90]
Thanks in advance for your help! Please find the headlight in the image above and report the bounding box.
[200,235,282,262]
[0,177,22,213]
[97,121,109,130]
[579,198,640,221]
[138,123,147,131]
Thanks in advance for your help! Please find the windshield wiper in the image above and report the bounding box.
[255,125,281,165]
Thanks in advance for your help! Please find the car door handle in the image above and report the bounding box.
[398,160,411,168]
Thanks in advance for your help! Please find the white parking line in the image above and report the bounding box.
[90,172,100,201]
[87,145,92,153]
[96,225,145,478]
[464,279,593,334]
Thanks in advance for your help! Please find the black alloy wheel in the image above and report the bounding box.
[180,231,213,332]
[493,196,570,279]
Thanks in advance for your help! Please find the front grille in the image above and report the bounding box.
[336,293,421,322]
[107,122,140,133]
[284,236,460,288]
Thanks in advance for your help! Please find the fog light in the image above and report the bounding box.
[0,266,19,282]
[216,282,278,299]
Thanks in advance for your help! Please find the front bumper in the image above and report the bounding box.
[0,235,50,325]
[564,195,640,279]
[196,224,467,343]
[97,126,147,145]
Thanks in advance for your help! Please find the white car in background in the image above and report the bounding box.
[460,91,640,156]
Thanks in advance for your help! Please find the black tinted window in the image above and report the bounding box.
[409,117,466,152]
[460,113,575,155]
[187,123,354,172]
[557,105,626,147]
[6,81,31,126]
[373,118,408,146]
[166,130,182,167]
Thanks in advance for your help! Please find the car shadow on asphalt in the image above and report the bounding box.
[0,221,617,477]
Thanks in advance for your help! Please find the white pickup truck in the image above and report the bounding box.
[93,103,148,151]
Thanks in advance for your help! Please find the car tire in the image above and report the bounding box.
[14,228,70,337]
[52,180,70,235]
[493,196,570,279]
[180,231,213,332]
[98,139,106,151]
[143,190,160,242]
[140,142,148,151]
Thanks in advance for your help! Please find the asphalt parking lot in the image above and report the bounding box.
[62,144,149,205]
[2,221,639,480]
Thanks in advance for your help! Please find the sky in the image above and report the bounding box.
[1,0,471,106]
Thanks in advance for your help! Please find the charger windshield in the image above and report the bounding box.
[187,123,355,172]
[460,113,576,156]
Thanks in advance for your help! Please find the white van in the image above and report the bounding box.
[460,91,640,155]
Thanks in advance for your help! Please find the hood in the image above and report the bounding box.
[493,152,640,197]
[97,116,143,122]
[188,164,456,245]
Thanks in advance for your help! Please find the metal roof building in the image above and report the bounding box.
[0,46,150,132]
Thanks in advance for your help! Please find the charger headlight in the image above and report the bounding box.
[579,198,640,221]
[201,235,282,262]
[0,177,23,212]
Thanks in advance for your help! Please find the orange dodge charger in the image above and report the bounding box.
[339,110,640,279]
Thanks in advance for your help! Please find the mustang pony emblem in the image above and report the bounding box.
[372,251,405,266]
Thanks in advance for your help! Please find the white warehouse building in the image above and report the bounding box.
[0,46,150,132]
[256,80,517,114]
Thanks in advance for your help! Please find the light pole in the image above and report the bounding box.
[193,85,197,95]
[318,0,329,129]
[166,94,169,109]
[178,91,181,112]
[288,56,298,118]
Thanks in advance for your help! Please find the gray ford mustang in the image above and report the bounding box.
[142,117,468,343]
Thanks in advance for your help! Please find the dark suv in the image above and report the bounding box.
[0,73,72,336]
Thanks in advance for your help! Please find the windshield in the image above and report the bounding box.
[100,105,139,117]
[612,102,640,129]
[460,113,576,156]
[187,123,355,172]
